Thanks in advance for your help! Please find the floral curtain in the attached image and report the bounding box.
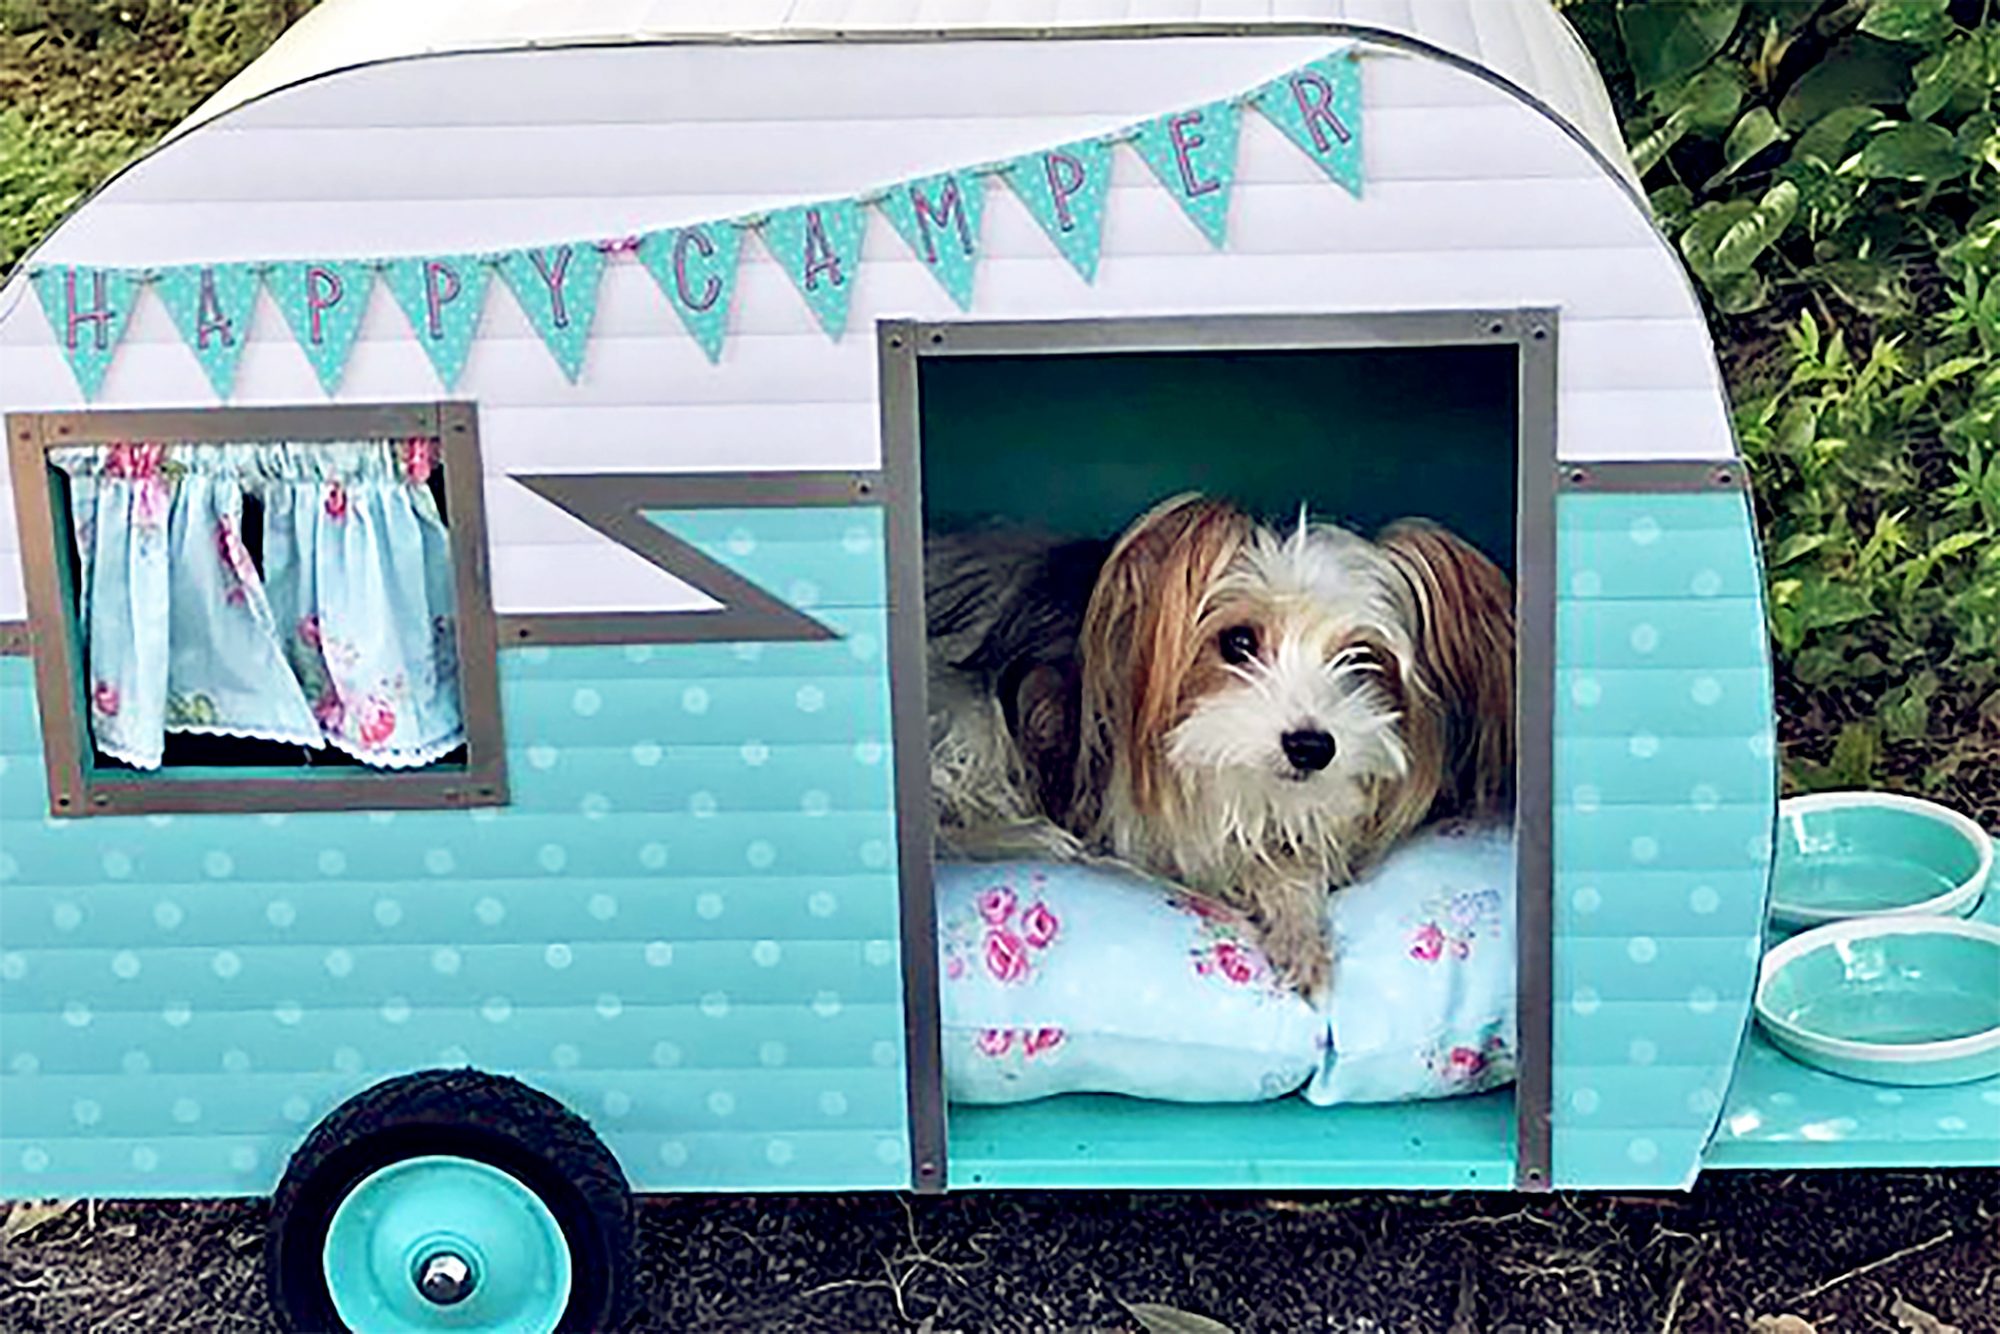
[52,439,463,770]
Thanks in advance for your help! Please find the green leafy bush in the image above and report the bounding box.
[0,1,311,272]
[1568,0,2000,818]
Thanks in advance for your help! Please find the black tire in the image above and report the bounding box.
[266,1069,632,1334]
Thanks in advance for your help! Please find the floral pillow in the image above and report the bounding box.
[935,862,1324,1105]
[1305,820,1517,1105]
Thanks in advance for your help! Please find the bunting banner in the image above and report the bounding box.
[33,265,139,400]
[880,170,987,310]
[1132,99,1242,248]
[265,260,374,394]
[154,263,260,398]
[1256,53,1365,198]
[636,223,743,365]
[1003,138,1115,284]
[762,200,869,341]
[498,244,607,383]
[26,47,1364,399]
[382,255,492,391]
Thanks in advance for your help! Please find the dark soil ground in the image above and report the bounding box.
[3,1170,1996,1332]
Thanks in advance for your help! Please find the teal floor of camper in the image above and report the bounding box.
[1707,1032,2000,1170]
[949,1088,1514,1190]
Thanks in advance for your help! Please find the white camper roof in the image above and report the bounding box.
[1,0,1726,624]
[187,0,1635,186]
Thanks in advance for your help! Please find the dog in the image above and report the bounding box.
[925,494,1514,995]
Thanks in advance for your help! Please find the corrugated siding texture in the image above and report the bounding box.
[0,506,911,1197]
[1550,492,1777,1189]
[184,0,1633,179]
[0,37,1724,621]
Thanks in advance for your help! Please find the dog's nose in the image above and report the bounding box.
[1281,729,1336,773]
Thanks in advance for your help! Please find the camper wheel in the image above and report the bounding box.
[265,1070,632,1333]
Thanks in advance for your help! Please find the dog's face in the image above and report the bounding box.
[1074,494,1512,882]
[1162,521,1417,830]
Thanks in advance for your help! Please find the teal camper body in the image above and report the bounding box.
[0,1,1992,1330]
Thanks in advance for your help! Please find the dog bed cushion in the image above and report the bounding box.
[936,820,1516,1107]
[935,862,1325,1104]
[1307,820,1517,1104]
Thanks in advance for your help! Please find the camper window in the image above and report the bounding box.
[9,404,507,817]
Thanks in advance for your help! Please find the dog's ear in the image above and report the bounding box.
[1377,519,1515,818]
[1003,661,1081,824]
[1077,494,1252,817]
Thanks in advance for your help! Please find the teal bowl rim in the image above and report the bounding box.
[1755,915,2000,1066]
[1773,791,1993,928]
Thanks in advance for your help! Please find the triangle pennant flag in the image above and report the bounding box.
[1131,99,1243,248]
[154,264,261,398]
[32,266,140,400]
[383,255,493,390]
[879,170,987,310]
[1002,138,1113,283]
[761,200,868,340]
[636,222,743,364]
[266,260,376,394]
[1257,53,1364,198]
[499,244,607,382]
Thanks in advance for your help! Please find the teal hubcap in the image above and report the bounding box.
[323,1156,572,1333]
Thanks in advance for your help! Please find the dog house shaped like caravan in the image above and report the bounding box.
[2,1,1990,1328]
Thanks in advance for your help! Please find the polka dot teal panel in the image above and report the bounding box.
[0,506,912,1199]
[1552,492,1777,1189]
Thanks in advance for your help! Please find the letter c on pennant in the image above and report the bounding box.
[673,228,721,312]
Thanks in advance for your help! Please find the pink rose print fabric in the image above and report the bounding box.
[399,437,438,486]
[972,1026,1067,1062]
[47,438,464,771]
[934,831,1514,1110]
[985,930,1031,984]
[104,442,173,530]
[935,862,1323,1107]
[355,695,398,749]
[1422,1029,1516,1095]
[213,516,260,607]
[1404,886,1503,964]
[1174,891,1291,1000]
[942,872,1060,986]
[1307,822,1517,1106]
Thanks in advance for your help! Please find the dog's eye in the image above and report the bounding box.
[1218,625,1259,665]
[1345,644,1384,672]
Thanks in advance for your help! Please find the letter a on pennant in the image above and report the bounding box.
[1257,53,1364,198]
[761,200,867,341]
[1131,99,1242,248]
[500,244,607,383]
[31,266,139,401]
[636,223,743,364]
[154,264,261,398]
[266,260,376,394]
[879,170,986,310]
[383,256,492,391]
[1002,138,1112,283]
